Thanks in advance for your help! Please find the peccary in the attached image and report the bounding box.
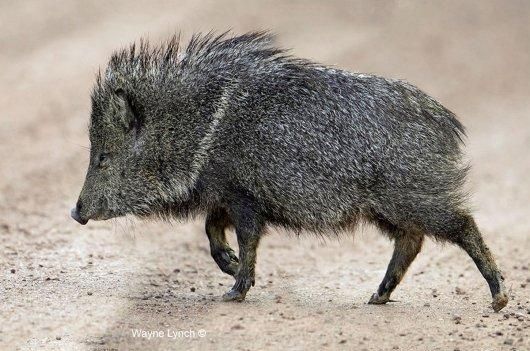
[71,32,508,311]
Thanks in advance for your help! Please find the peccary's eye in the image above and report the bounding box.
[98,153,109,168]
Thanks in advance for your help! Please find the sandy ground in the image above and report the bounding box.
[0,1,529,350]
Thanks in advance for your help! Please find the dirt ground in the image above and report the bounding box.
[1,1,529,350]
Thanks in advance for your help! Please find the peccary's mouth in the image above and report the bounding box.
[90,207,128,222]
[70,210,126,225]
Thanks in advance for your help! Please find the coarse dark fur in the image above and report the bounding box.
[72,31,508,311]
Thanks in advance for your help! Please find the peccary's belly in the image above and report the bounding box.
[257,177,366,230]
[233,144,373,229]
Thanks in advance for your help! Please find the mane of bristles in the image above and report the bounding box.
[93,31,299,96]
[97,33,182,88]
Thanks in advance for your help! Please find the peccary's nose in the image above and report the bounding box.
[70,202,88,225]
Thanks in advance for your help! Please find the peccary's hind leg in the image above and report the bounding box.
[369,231,424,304]
[222,207,264,302]
[206,209,239,276]
[448,214,508,312]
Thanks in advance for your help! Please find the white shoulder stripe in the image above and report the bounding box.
[189,85,233,185]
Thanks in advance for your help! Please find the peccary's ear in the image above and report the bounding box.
[113,89,143,136]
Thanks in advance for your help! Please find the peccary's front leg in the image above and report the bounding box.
[206,209,239,276]
[222,208,263,302]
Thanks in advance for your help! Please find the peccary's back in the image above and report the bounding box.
[209,67,467,231]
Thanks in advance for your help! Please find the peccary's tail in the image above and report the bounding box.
[398,80,467,144]
[427,103,467,144]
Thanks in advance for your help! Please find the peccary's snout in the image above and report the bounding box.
[70,201,88,225]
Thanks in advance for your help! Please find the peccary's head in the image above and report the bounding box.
[71,32,284,224]
[71,84,154,224]
[71,37,227,224]
[72,72,198,224]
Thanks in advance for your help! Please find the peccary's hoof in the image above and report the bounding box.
[222,289,246,302]
[368,292,390,305]
[221,251,239,276]
[492,292,508,312]
[213,249,239,276]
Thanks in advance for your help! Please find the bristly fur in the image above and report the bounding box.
[85,30,471,236]
[73,31,508,311]
[93,31,310,97]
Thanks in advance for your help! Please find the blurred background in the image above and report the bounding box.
[1,1,529,350]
